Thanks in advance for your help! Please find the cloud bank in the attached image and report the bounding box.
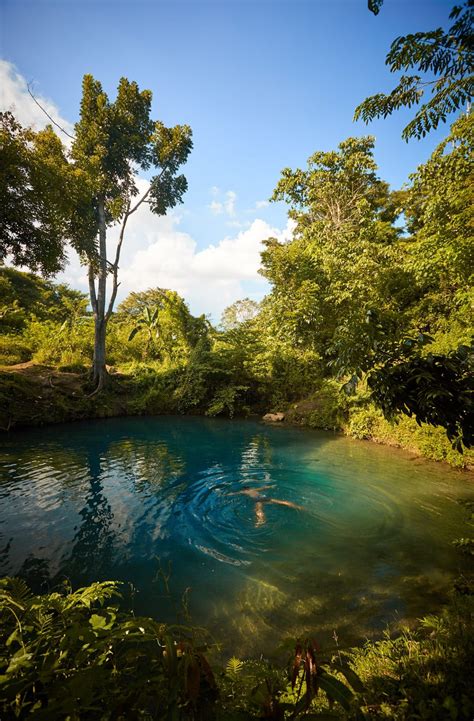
[1,60,293,320]
[61,182,294,320]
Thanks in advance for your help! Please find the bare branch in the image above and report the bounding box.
[127,186,152,217]
[104,167,167,321]
[127,166,166,217]
[105,207,129,321]
[27,83,76,140]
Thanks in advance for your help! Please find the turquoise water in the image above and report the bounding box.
[0,416,472,655]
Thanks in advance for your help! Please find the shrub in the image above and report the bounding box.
[285,379,348,430]
[26,318,93,367]
[349,595,474,720]
[0,335,32,366]
[206,384,250,418]
[0,577,217,720]
[347,405,383,440]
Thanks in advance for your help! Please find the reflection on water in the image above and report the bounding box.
[0,416,473,655]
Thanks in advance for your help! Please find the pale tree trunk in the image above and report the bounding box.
[88,186,153,392]
[93,315,107,386]
[89,198,108,391]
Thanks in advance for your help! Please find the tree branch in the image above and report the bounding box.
[105,166,168,320]
[127,166,167,217]
[27,84,76,140]
[105,204,130,321]
[128,187,151,216]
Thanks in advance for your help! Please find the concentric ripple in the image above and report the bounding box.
[0,416,472,654]
[179,467,276,565]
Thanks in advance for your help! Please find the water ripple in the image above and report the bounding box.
[0,416,472,656]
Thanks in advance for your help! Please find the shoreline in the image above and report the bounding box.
[1,362,473,472]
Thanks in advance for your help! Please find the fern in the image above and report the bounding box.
[0,576,33,611]
[65,581,122,610]
[226,656,244,680]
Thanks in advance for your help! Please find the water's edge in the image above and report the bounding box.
[1,365,472,472]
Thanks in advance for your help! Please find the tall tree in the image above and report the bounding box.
[70,75,192,389]
[261,137,406,370]
[355,1,473,139]
[220,298,260,331]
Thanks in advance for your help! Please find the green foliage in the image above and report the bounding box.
[345,402,473,468]
[368,0,383,15]
[349,596,474,720]
[225,656,244,681]
[404,113,473,303]
[355,2,473,139]
[26,316,94,367]
[286,379,347,431]
[119,363,183,415]
[173,341,232,413]
[0,267,89,330]
[347,405,382,440]
[115,288,210,364]
[0,577,217,720]
[367,340,473,450]
[0,112,94,274]
[305,380,347,430]
[452,537,474,556]
[0,336,32,366]
[262,136,405,374]
[127,304,162,357]
[0,268,92,368]
[207,385,249,418]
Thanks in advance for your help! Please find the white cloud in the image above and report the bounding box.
[226,220,249,229]
[56,182,295,319]
[114,203,294,319]
[224,190,237,217]
[209,200,224,215]
[0,60,74,142]
[255,200,269,209]
[208,188,237,218]
[3,62,295,321]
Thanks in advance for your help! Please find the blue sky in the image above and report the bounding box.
[0,0,457,318]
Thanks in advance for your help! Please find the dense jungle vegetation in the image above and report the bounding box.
[1,112,473,466]
[0,0,473,718]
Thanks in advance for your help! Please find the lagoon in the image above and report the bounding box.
[0,416,472,655]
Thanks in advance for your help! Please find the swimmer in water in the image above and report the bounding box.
[229,485,304,526]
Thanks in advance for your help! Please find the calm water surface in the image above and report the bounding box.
[0,416,472,655]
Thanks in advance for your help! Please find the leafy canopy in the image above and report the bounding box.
[0,112,94,274]
[261,136,404,369]
[355,2,474,139]
[71,75,193,241]
[118,288,210,363]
